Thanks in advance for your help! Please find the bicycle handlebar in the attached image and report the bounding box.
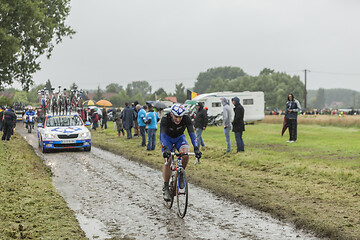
[165,152,200,166]
[171,152,195,157]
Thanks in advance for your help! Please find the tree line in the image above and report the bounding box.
[194,67,305,109]
[0,80,188,108]
[308,88,360,109]
[2,66,358,110]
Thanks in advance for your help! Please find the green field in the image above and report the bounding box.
[0,134,87,239]
[92,122,360,240]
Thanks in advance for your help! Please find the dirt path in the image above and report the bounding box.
[19,127,321,240]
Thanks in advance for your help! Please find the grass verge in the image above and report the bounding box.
[263,114,360,128]
[92,122,360,240]
[0,133,86,239]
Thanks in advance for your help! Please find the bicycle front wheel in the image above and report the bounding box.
[176,169,188,218]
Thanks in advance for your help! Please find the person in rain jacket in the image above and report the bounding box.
[285,93,301,143]
[146,104,159,150]
[137,104,147,147]
[222,97,232,153]
[232,97,245,152]
[115,108,125,137]
[120,102,136,139]
[91,109,99,130]
[194,102,208,149]
[2,106,16,141]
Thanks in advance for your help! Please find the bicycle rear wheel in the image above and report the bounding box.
[176,169,188,218]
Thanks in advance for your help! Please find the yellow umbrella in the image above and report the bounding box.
[96,99,112,107]
[83,100,96,107]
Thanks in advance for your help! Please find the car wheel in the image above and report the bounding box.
[84,146,91,152]
[41,138,48,153]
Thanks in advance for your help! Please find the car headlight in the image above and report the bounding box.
[44,133,57,139]
[80,132,90,138]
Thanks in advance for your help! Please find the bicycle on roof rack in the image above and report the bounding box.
[164,149,200,218]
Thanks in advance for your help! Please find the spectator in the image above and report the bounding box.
[0,106,4,131]
[101,108,108,129]
[115,108,124,137]
[133,101,140,137]
[222,97,232,153]
[91,109,99,130]
[232,97,245,152]
[137,104,147,147]
[121,102,136,139]
[146,104,159,150]
[285,93,301,143]
[194,102,208,149]
[2,106,17,141]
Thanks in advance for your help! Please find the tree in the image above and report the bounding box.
[13,91,28,104]
[126,81,152,98]
[155,88,167,96]
[259,68,275,75]
[27,84,45,105]
[106,83,123,93]
[0,95,12,107]
[0,0,75,90]
[313,88,325,109]
[174,83,186,103]
[70,82,78,90]
[45,79,53,93]
[93,86,103,101]
[194,66,246,93]
[109,89,130,107]
[193,67,304,109]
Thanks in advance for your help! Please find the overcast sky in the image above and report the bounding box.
[32,0,360,93]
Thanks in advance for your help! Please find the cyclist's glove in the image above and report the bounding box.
[194,147,202,159]
[163,146,171,159]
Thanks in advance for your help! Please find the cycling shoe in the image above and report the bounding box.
[163,187,172,202]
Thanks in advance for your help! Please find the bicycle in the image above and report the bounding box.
[164,150,200,218]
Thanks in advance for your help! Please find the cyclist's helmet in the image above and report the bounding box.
[170,104,186,117]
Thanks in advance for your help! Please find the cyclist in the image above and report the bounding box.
[160,103,202,201]
[24,106,36,129]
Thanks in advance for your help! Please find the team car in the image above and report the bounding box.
[37,114,91,153]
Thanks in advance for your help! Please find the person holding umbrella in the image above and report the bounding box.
[232,97,245,152]
[285,93,301,143]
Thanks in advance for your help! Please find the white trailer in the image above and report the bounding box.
[191,91,265,122]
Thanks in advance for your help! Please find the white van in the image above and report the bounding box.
[191,91,265,122]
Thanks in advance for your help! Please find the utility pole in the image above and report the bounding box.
[304,69,309,109]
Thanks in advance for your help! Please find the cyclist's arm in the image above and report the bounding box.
[185,116,198,148]
[159,116,167,148]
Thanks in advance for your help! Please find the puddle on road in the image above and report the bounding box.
[19,128,322,240]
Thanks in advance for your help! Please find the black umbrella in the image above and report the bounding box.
[153,101,167,109]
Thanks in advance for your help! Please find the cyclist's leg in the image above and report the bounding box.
[161,136,174,182]
[175,135,189,169]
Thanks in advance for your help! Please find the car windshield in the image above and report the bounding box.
[46,115,83,127]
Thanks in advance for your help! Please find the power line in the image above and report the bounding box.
[310,71,360,76]
[283,70,360,76]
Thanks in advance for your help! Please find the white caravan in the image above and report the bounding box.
[191,91,265,122]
